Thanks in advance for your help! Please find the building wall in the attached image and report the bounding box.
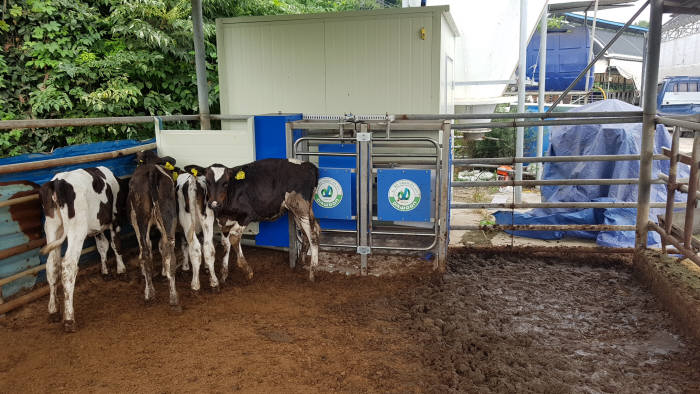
[526,25,594,92]
[217,7,456,115]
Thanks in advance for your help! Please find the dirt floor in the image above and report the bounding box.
[1,249,699,393]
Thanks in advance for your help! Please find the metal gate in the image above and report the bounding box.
[285,115,451,274]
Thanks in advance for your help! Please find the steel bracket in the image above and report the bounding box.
[357,246,371,255]
[356,132,371,142]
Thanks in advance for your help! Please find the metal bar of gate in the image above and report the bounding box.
[358,124,370,275]
[395,111,642,121]
[662,127,680,253]
[453,178,661,187]
[285,122,298,268]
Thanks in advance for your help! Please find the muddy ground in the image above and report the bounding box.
[0,249,698,393]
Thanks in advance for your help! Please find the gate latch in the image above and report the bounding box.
[357,246,371,255]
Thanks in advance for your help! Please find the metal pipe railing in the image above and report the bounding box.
[0,115,199,130]
[450,116,643,130]
[453,154,668,165]
[657,116,700,131]
[453,178,660,187]
[0,143,155,175]
[395,111,643,121]
[451,202,679,209]
[452,224,636,231]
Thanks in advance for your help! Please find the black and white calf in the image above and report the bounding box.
[205,158,320,281]
[39,166,126,332]
[175,165,218,292]
[129,151,180,310]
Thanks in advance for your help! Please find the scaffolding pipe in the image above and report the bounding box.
[395,111,642,120]
[657,116,700,131]
[662,127,680,253]
[635,0,663,255]
[450,116,643,129]
[0,115,199,130]
[516,0,528,203]
[537,2,548,180]
[453,153,667,165]
[546,0,650,114]
[191,0,211,129]
[453,178,659,187]
[584,0,600,104]
[451,202,676,209]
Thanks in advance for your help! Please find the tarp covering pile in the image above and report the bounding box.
[494,100,689,247]
[0,138,154,185]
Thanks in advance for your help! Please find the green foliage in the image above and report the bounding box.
[634,20,649,28]
[462,104,516,159]
[547,15,566,30]
[0,0,375,157]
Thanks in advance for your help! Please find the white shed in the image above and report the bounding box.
[216,6,459,115]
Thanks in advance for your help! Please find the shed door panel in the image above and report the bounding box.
[219,21,326,115]
[324,15,433,114]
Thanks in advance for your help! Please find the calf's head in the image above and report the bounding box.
[135,150,176,168]
[204,164,239,212]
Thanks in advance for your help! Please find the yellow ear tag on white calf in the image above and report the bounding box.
[191,168,198,177]
[164,162,175,171]
[235,170,245,180]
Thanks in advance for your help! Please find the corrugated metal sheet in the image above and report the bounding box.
[0,181,43,299]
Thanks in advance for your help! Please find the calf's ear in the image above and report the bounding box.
[184,165,206,177]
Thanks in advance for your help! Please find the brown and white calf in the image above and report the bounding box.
[176,165,219,292]
[128,151,180,310]
[205,158,320,281]
[39,166,126,332]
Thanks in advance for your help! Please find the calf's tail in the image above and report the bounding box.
[39,180,67,255]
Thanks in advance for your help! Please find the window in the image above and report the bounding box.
[689,83,698,92]
[679,83,689,92]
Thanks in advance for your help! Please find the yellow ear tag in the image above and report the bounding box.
[235,170,245,180]
[191,168,198,177]
[139,160,143,163]
[164,162,175,171]
[172,172,179,181]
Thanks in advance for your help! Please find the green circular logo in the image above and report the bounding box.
[315,177,343,209]
[388,179,421,211]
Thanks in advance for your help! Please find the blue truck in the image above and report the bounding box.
[657,76,700,116]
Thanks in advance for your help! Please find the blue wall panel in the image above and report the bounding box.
[254,114,303,248]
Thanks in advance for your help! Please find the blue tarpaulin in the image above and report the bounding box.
[0,138,154,185]
[494,100,689,247]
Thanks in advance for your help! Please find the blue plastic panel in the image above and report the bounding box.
[377,169,432,222]
[313,168,353,220]
[317,144,357,230]
[254,113,303,248]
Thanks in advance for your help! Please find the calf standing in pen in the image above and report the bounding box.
[129,151,180,310]
[39,166,127,332]
[176,165,219,293]
[205,158,321,281]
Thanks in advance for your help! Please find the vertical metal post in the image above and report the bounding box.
[537,3,548,181]
[191,0,211,130]
[684,131,700,248]
[663,126,680,253]
[437,121,451,273]
[357,124,370,275]
[635,0,663,256]
[285,122,298,268]
[640,33,648,107]
[584,0,600,104]
[515,0,527,203]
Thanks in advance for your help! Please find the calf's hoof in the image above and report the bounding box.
[170,304,183,314]
[308,271,315,282]
[48,312,61,323]
[210,285,220,294]
[101,273,113,282]
[144,297,157,307]
[63,320,77,333]
[245,270,254,281]
[117,273,129,282]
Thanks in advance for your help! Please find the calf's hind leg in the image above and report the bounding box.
[95,232,111,280]
[286,193,320,281]
[230,226,253,281]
